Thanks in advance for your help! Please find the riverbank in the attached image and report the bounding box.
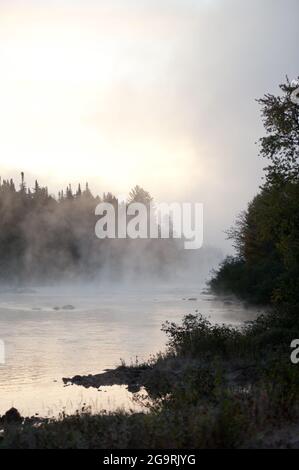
[0,285,259,417]
[1,304,299,448]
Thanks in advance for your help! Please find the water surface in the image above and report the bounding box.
[0,284,262,417]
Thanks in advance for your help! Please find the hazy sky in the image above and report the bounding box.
[0,0,298,250]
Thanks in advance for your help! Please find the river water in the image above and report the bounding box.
[0,284,262,417]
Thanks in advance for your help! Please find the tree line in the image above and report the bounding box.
[211,77,299,305]
[0,178,181,283]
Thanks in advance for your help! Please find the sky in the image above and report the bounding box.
[0,0,298,250]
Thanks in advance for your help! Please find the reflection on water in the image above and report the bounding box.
[0,284,262,417]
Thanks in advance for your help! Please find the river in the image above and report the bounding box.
[0,284,262,417]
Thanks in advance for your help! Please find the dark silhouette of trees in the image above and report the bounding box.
[127,185,153,206]
[211,77,299,305]
[0,174,191,283]
[258,76,299,185]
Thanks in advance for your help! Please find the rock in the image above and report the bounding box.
[63,375,82,385]
[63,365,148,391]
[73,375,82,381]
[62,305,75,310]
[3,407,23,424]
[53,305,75,311]
[127,383,140,393]
[188,298,197,301]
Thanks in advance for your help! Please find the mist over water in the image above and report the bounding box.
[0,0,297,453]
[0,172,263,417]
[0,174,233,416]
[0,281,262,417]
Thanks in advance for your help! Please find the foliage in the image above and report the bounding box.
[211,78,299,305]
[2,307,299,449]
[258,76,299,186]
[162,313,242,359]
[0,176,180,282]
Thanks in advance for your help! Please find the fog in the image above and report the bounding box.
[0,0,298,253]
[0,176,223,288]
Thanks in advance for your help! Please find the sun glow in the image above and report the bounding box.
[0,4,198,196]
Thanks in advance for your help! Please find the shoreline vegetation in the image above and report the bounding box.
[209,78,299,307]
[0,77,298,448]
[1,305,299,448]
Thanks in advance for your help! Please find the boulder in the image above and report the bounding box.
[2,407,23,424]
